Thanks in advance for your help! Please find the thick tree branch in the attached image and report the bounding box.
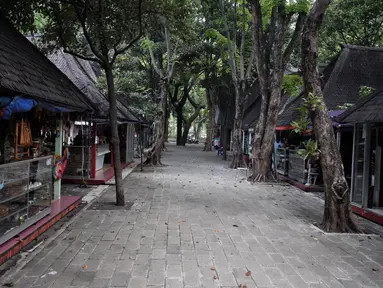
[186,91,201,110]
[239,0,246,81]
[147,39,164,78]
[302,0,332,94]
[169,83,182,107]
[187,72,203,91]
[63,48,102,63]
[263,6,277,75]
[70,0,106,63]
[219,0,238,84]
[163,25,178,79]
[110,0,143,64]
[282,13,306,69]
[251,0,266,82]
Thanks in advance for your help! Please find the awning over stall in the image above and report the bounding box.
[0,96,77,120]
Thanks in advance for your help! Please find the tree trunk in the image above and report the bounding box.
[105,65,124,206]
[222,127,228,161]
[164,99,170,143]
[230,86,247,169]
[150,80,167,165]
[196,122,203,141]
[204,89,215,151]
[182,121,192,145]
[251,78,284,181]
[302,0,359,232]
[176,107,184,146]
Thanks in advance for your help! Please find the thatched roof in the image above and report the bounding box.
[277,45,383,126]
[48,50,138,123]
[323,45,383,109]
[0,17,92,111]
[276,94,301,126]
[337,88,383,123]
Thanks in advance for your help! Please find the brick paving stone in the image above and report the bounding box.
[4,144,383,288]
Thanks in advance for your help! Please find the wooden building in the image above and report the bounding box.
[0,17,93,264]
[47,50,139,184]
[337,88,383,225]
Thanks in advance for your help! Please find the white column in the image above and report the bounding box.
[54,119,63,200]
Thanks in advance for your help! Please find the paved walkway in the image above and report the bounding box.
[2,145,383,288]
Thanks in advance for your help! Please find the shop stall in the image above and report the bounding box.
[337,89,383,225]
[0,156,52,245]
[0,15,93,264]
[47,49,139,184]
[275,148,288,176]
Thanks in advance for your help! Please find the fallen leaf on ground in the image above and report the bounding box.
[211,267,215,271]
[82,264,88,269]
[215,230,220,232]
[245,271,251,276]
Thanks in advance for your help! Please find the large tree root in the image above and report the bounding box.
[320,218,361,233]
[143,145,166,166]
[249,172,277,183]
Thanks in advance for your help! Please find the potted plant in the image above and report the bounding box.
[297,139,320,161]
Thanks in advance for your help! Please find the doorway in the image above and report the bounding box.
[371,127,383,214]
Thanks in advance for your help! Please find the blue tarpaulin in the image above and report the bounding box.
[0,95,76,119]
[0,97,12,108]
[3,96,36,119]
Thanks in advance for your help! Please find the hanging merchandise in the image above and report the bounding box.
[19,119,33,146]
[0,172,4,190]
[53,148,70,180]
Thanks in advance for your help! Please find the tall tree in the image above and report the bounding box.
[39,0,149,206]
[146,23,177,164]
[180,87,205,145]
[301,0,359,232]
[169,73,201,145]
[319,0,383,61]
[249,0,307,181]
[202,68,219,151]
[220,0,255,169]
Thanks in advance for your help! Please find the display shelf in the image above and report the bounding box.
[0,204,27,223]
[0,207,28,236]
[0,156,52,245]
[275,148,288,176]
[288,150,307,184]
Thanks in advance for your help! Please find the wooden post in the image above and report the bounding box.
[140,124,143,172]
[223,128,228,161]
[54,118,63,200]
[91,123,97,179]
[125,124,134,163]
[350,123,357,204]
[374,136,381,207]
[362,123,371,208]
